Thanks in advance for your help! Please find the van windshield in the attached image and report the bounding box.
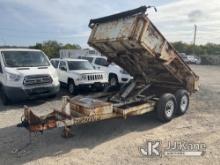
[2,51,50,67]
[68,61,93,70]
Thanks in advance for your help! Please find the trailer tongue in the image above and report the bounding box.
[18,6,199,137]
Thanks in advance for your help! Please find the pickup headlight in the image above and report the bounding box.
[6,72,21,82]
[76,74,87,81]
[81,74,87,80]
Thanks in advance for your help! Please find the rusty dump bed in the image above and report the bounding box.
[88,6,199,93]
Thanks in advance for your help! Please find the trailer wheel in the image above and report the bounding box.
[175,89,189,115]
[156,93,177,122]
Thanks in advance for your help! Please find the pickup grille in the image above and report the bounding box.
[87,74,103,81]
[23,74,52,86]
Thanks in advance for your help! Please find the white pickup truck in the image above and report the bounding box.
[79,55,133,86]
[0,49,60,105]
[50,58,108,94]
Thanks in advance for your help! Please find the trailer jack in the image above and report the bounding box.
[17,97,74,136]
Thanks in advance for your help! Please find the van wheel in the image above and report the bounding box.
[48,94,57,98]
[68,80,77,95]
[109,74,119,87]
[156,93,177,122]
[175,89,189,115]
[0,89,10,105]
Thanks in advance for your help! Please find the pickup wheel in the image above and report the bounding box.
[156,93,177,122]
[109,74,119,87]
[68,80,77,95]
[175,89,189,115]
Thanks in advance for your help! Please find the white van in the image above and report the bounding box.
[0,49,60,104]
[50,58,108,94]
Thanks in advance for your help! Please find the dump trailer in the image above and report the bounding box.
[18,6,199,137]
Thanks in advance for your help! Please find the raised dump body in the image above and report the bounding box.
[88,6,199,93]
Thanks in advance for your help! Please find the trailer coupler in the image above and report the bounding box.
[17,119,30,130]
[17,105,72,136]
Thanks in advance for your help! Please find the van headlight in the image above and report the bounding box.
[6,72,21,82]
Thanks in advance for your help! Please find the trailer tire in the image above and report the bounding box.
[175,89,189,115]
[156,93,177,122]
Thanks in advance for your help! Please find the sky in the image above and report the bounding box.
[0,0,219,48]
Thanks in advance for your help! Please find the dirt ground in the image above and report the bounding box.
[0,65,220,165]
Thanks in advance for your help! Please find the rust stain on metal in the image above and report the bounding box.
[115,101,156,117]
[70,96,113,116]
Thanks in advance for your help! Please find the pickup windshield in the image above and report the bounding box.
[68,61,93,70]
[2,51,50,67]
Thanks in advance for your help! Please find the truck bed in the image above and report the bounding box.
[88,6,199,93]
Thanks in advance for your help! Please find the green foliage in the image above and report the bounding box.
[30,40,81,59]
[171,41,220,56]
[62,43,81,49]
[200,55,220,65]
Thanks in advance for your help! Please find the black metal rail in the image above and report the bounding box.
[88,6,147,28]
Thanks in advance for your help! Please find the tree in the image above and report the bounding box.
[30,40,81,59]
[171,41,220,56]
[41,40,61,58]
[63,43,81,49]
